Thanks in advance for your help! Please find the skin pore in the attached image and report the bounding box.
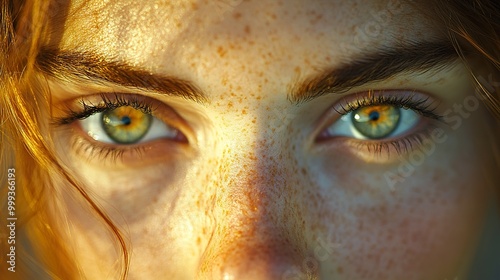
[39,0,497,279]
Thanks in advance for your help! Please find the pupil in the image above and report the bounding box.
[121,116,131,125]
[369,111,380,121]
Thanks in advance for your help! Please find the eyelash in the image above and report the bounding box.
[54,93,154,125]
[54,93,166,162]
[325,92,444,156]
[54,92,444,161]
[333,92,441,119]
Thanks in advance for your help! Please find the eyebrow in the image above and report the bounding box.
[36,48,208,104]
[290,41,459,104]
[37,41,458,106]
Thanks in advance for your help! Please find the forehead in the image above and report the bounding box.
[58,0,439,69]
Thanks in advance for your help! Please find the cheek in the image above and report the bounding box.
[53,162,203,278]
[340,178,484,278]
[66,162,185,222]
[307,130,489,278]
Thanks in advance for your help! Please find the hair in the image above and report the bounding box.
[0,0,129,279]
[0,0,498,279]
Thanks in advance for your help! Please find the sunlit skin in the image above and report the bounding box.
[42,0,498,279]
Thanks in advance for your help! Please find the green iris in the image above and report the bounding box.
[101,106,152,144]
[352,105,401,139]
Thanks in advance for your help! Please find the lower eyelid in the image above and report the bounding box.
[314,120,440,163]
[68,126,192,166]
[352,130,435,162]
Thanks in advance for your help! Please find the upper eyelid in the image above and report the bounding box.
[52,93,154,125]
[52,93,189,130]
[331,90,443,120]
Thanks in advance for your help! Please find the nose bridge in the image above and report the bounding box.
[198,133,312,279]
[208,111,291,221]
[212,131,291,233]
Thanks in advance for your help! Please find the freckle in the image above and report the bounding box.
[221,77,229,86]
[241,109,247,115]
[244,25,251,34]
[217,46,227,57]
[196,237,201,245]
[233,12,242,19]
[337,266,343,274]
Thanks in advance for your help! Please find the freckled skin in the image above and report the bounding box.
[48,0,498,279]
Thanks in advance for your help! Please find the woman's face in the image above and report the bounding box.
[43,0,496,279]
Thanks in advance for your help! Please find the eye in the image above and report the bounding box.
[351,105,401,139]
[316,90,446,144]
[322,104,420,140]
[323,104,420,140]
[79,106,182,144]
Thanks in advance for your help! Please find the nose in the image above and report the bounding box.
[199,237,313,279]
[196,144,318,280]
